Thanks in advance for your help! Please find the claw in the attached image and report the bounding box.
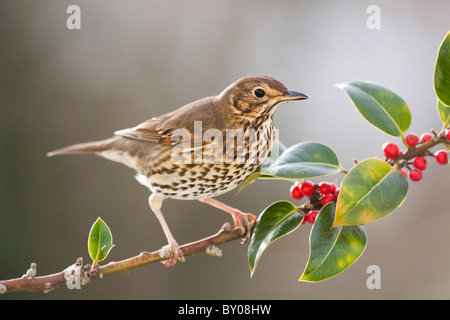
[232,212,257,243]
[160,240,185,267]
[198,198,257,243]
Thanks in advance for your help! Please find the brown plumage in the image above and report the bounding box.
[48,75,308,266]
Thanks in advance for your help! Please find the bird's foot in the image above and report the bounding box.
[232,211,258,243]
[159,240,185,267]
[198,198,258,243]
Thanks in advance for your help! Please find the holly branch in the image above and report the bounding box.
[0,222,247,294]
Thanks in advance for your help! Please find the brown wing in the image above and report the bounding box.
[114,96,221,146]
[114,118,177,145]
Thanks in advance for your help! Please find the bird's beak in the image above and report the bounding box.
[274,90,308,101]
[286,90,308,100]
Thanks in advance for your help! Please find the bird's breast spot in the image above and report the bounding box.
[136,173,181,192]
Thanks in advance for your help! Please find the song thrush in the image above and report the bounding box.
[47,75,308,266]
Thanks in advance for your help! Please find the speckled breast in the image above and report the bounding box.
[139,121,275,200]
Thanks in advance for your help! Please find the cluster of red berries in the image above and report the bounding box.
[383,130,449,182]
[290,181,340,224]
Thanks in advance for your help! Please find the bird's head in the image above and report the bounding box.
[219,75,308,118]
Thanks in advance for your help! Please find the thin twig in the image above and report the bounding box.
[0,223,247,294]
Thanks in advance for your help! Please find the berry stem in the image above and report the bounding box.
[394,129,449,167]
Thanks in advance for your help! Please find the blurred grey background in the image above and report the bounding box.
[1,0,450,299]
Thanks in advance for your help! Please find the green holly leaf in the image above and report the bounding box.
[299,203,367,282]
[337,80,411,138]
[261,139,287,167]
[434,32,450,107]
[438,100,450,128]
[88,217,115,266]
[248,201,303,277]
[334,158,408,226]
[261,142,344,180]
[236,169,261,194]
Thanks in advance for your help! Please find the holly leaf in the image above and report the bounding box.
[236,169,261,194]
[88,217,115,266]
[261,142,343,180]
[438,100,450,128]
[262,139,287,166]
[434,32,450,107]
[248,201,303,277]
[299,203,367,282]
[336,80,411,137]
[334,158,408,226]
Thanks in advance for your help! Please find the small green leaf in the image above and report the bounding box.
[438,100,450,128]
[262,142,343,180]
[299,203,367,282]
[88,217,115,266]
[434,32,450,107]
[334,158,408,226]
[236,169,261,194]
[337,80,411,137]
[248,201,303,277]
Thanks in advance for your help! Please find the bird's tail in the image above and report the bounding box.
[46,137,117,157]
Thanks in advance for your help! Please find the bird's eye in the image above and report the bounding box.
[254,88,265,98]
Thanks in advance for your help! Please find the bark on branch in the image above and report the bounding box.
[0,223,246,294]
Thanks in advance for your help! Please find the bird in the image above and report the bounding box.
[47,75,308,266]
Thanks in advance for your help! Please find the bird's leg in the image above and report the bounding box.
[149,194,185,266]
[199,198,257,243]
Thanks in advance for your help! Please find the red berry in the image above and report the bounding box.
[405,133,419,147]
[383,142,401,159]
[435,150,449,165]
[409,170,423,182]
[321,193,335,205]
[329,183,337,194]
[413,156,427,171]
[290,183,304,200]
[420,133,433,143]
[300,181,315,196]
[397,169,407,178]
[301,214,307,224]
[334,188,340,200]
[305,210,319,224]
[446,130,450,141]
[318,182,332,194]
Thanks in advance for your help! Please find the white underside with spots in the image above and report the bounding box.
[98,122,274,201]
